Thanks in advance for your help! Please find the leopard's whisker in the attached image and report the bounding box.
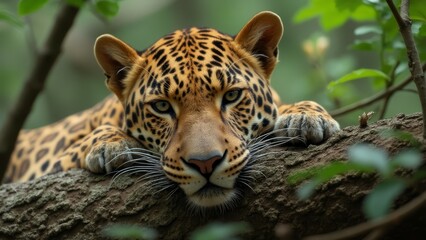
[153,184,176,195]
[135,176,170,188]
[109,156,161,173]
[248,138,296,154]
[111,167,160,185]
[238,179,255,192]
[165,187,179,200]
[250,151,286,161]
[125,147,162,156]
[248,135,297,149]
[248,127,302,145]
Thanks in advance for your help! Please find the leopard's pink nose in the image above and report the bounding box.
[185,152,225,178]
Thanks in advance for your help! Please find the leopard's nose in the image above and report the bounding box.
[185,151,226,178]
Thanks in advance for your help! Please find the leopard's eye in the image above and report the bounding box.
[151,100,172,114]
[223,89,243,105]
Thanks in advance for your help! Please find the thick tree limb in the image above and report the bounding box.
[0,4,80,180]
[0,113,425,240]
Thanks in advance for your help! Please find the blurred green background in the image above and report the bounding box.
[0,0,421,129]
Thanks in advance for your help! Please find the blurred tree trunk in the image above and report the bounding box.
[0,113,425,240]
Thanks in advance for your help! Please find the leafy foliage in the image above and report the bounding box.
[287,132,424,220]
[363,178,406,219]
[102,224,158,240]
[0,8,23,27]
[295,0,426,118]
[293,0,376,30]
[327,68,389,90]
[16,0,121,18]
[18,0,49,15]
[190,222,250,240]
[380,129,422,148]
[93,0,120,18]
[102,222,249,240]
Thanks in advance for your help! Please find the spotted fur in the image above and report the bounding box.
[5,12,339,207]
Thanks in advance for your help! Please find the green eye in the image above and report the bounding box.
[151,100,172,114]
[223,89,243,104]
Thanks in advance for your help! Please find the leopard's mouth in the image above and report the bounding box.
[187,182,237,207]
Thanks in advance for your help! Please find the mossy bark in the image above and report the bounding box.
[1,113,425,240]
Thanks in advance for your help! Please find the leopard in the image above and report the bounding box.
[4,11,340,208]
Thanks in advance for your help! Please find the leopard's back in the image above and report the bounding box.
[5,96,123,182]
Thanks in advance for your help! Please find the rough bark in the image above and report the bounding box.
[0,113,425,240]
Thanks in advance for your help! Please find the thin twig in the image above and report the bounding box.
[331,63,426,117]
[378,95,392,119]
[0,4,80,181]
[303,191,426,240]
[386,0,426,138]
[378,62,399,119]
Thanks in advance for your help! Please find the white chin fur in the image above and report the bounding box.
[188,188,237,207]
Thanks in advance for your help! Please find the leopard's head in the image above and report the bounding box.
[94,11,283,208]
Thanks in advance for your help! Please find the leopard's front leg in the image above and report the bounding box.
[274,101,340,144]
[54,125,142,174]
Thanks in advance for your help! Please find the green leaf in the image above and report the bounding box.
[0,9,24,27]
[335,0,363,11]
[190,222,250,240]
[293,162,376,200]
[18,0,49,15]
[297,180,320,200]
[363,178,407,219]
[293,0,331,23]
[392,150,422,170]
[288,161,376,187]
[320,10,350,30]
[317,162,375,181]
[95,0,119,18]
[351,39,378,51]
[328,68,389,89]
[380,129,421,148]
[336,0,376,21]
[418,24,426,37]
[287,165,322,184]
[294,0,375,30]
[348,144,391,176]
[293,0,350,30]
[354,25,382,35]
[293,5,321,23]
[410,0,426,22]
[102,224,157,240]
[350,4,376,21]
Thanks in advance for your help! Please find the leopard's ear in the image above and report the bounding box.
[235,11,283,79]
[94,34,139,101]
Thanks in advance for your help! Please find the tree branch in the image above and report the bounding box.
[0,4,80,180]
[386,0,426,138]
[330,63,426,117]
[0,113,424,239]
[304,190,426,240]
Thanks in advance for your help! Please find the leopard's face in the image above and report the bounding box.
[95,12,283,207]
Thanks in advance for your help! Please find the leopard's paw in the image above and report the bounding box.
[85,137,141,174]
[274,112,340,145]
